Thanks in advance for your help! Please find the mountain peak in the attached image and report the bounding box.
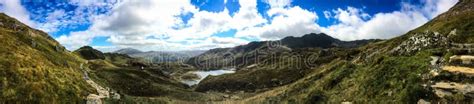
[74,46,105,60]
[281,33,341,49]
[113,48,143,55]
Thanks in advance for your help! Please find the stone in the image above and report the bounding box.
[30,40,37,48]
[223,94,230,98]
[55,46,63,52]
[342,102,352,104]
[230,95,241,100]
[417,99,430,104]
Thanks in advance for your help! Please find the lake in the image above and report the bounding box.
[180,69,235,86]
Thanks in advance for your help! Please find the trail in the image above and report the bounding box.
[82,62,110,104]
[85,77,109,104]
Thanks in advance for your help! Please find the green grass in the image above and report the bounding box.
[195,48,336,92]
[88,67,220,101]
[0,14,95,103]
[247,51,433,103]
[410,5,474,43]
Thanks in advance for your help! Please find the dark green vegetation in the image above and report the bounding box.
[0,13,95,103]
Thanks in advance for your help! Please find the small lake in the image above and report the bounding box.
[181,69,235,86]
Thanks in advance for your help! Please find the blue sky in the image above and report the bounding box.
[0,0,458,52]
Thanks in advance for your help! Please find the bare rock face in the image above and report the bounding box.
[391,30,451,55]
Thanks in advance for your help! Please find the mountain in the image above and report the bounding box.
[281,33,381,48]
[74,46,106,60]
[0,13,95,102]
[112,49,205,63]
[113,48,143,55]
[187,33,379,70]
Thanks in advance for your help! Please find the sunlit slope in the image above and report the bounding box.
[0,13,94,103]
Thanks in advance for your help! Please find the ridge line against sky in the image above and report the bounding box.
[0,0,458,52]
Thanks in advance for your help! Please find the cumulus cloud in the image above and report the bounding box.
[56,31,97,50]
[56,0,269,51]
[263,0,292,8]
[235,3,320,40]
[17,0,458,51]
[321,0,458,40]
[323,11,331,19]
[0,0,35,26]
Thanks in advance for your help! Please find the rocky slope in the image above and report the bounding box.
[0,13,95,103]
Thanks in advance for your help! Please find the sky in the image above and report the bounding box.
[0,0,458,52]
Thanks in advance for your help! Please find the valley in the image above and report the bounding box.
[0,0,473,103]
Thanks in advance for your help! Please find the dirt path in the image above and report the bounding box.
[82,61,110,104]
[85,72,109,104]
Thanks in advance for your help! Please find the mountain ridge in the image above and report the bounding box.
[187,33,380,70]
[113,48,143,55]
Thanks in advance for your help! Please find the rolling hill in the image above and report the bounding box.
[0,13,94,103]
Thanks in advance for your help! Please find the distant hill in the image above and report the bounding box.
[113,48,143,55]
[112,48,205,63]
[0,13,94,102]
[74,46,106,60]
[187,33,379,70]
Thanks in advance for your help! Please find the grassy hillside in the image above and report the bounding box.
[238,0,474,103]
[195,48,353,92]
[187,0,474,103]
[71,46,223,102]
[0,13,95,103]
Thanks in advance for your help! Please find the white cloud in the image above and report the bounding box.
[235,6,320,40]
[228,0,267,30]
[47,0,459,51]
[263,0,292,8]
[210,37,248,45]
[421,0,458,18]
[57,0,269,51]
[35,9,67,32]
[323,11,331,19]
[321,0,457,41]
[56,31,97,50]
[0,0,35,26]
